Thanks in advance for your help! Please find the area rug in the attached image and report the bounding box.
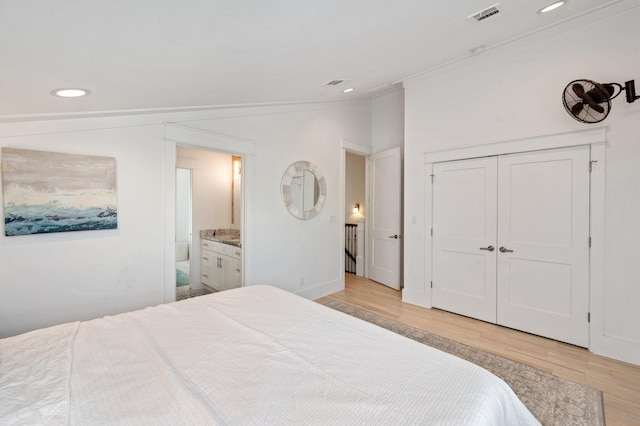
[176,268,190,287]
[323,301,605,426]
[176,285,213,301]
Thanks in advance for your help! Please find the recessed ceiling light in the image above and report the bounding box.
[343,87,355,93]
[538,1,566,14]
[50,88,91,98]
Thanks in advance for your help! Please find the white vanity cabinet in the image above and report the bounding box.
[201,242,213,287]
[202,239,241,291]
[233,247,242,288]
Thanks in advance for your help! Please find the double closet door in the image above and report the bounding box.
[432,146,590,347]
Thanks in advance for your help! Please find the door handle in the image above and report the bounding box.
[389,234,400,239]
[499,247,514,253]
[479,246,495,252]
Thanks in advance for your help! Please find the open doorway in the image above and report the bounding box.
[342,145,403,293]
[175,145,243,301]
[344,152,366,279]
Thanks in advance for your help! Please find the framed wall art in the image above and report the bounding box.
[1,148,117,236]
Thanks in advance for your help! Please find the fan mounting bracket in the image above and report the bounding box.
[624,80,640,103]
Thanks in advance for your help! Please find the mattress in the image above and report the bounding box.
[0,285,540,425]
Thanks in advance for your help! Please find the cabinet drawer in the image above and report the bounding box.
[201,265,211,285]
[203,239,239,255]
[210,241,222,253]
[221,244,235,257]
[201,251,212,263]
[208,241,232,256]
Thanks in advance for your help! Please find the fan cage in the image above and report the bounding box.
[562,79,611,124]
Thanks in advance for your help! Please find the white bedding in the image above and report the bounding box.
[0,285,539,425]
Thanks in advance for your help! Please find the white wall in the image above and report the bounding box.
[174,102,372,299]
[0,100,371,337]
[372,88,404,153]
[0,124,166,336]
[402,7,640,365]
[345,152,365,224]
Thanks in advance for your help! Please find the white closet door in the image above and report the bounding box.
[496,146,590,347]
[432,157,498,323]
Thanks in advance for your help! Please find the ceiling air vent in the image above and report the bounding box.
[324,80,345,86]
[468,3,501,22]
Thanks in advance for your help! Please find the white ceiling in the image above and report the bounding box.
[0,0,634,118]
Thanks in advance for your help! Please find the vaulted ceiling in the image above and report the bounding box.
[0,0,634,118]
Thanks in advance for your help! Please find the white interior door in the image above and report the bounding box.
[432,157,498,323]
[496,146,590,347]
[368,147,402,290]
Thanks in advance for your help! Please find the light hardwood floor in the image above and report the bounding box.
[316,274,640,426]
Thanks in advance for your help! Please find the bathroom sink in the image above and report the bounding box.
[215,236,240,246]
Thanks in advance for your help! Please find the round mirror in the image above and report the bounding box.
[281,161,326,220]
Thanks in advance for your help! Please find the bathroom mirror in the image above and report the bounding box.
[281,161,326,220]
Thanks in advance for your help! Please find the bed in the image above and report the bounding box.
[0,285,539,425]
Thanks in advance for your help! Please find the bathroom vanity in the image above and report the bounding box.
[201,230,241,292]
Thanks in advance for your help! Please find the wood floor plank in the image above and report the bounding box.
[316,275,640,426]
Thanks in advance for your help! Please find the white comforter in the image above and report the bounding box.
[1,285,540,425]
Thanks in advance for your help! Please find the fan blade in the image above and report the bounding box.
[572,83,586,98]
[589,102,605,114]
[587,87,608,104]
[571,103,584,116]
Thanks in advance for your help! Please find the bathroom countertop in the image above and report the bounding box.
[201,229,241,248]
[202,235,241,248]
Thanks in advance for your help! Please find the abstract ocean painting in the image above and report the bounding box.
[1,148,117,236]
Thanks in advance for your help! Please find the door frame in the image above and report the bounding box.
[423,126,606,351]
[163,123,255,303]
[175,167,193,285]
[340,139,373,287]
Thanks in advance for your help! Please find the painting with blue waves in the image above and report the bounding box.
[2,148,118,236]
[5,203,117,236]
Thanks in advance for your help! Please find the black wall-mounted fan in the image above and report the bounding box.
[562,79,639,123]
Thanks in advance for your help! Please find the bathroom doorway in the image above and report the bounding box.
[175,145,243,300]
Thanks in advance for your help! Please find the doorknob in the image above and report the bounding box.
[389,234,400,239]
[479,246,495,252]
[499,247,514,253]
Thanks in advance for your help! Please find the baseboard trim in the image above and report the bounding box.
[296,278,344,300]
[402,288,432,308]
